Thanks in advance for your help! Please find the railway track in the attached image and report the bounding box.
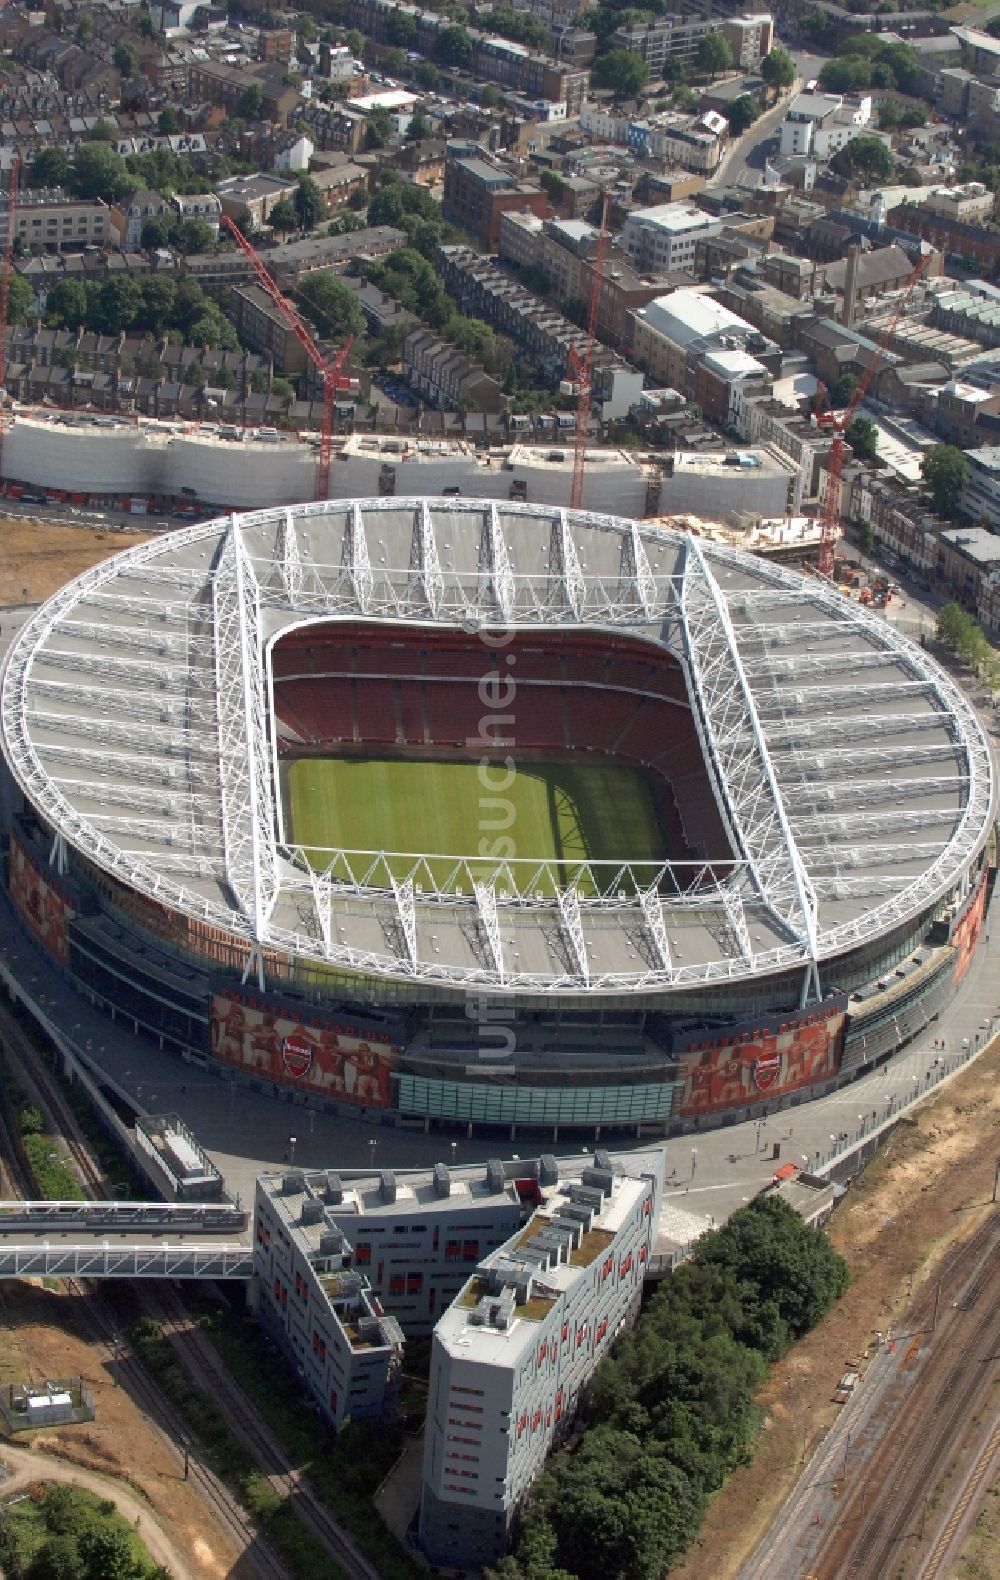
[63,1277,286,1580]
[810,1214,1000,1580]
[0,1010,380,1580]
[915,1416,1000,1580]
[153,1288,382,1580]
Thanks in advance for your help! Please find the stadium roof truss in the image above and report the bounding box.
[1,500,994,1003]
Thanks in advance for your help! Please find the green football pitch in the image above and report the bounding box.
[284,756,671,893]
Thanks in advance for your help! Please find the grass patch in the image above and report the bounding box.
[286,754,670,895]
[0,1481,164,1579]
[50,1063,141,1197]
[569,1228,615,1268]
[127,1317,349,1580]
[20,1132,85,1200]
[519,1295,557,1321]
[197,1307,424,1580]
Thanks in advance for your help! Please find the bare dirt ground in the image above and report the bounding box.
[0,516,149,604]
[0,1280,240,1578]
[671,1041,1000,1580]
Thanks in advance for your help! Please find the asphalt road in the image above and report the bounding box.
[707,49,829,189]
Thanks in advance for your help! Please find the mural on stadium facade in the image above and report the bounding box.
[210,989,398,1107]
[951,871,990,987]
[675,998,847,1118]
[9,832,73,966]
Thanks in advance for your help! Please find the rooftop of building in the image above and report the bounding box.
[637,288,757,347]
[628,201,718,233]
[825,244,914,294]
[671,447,792,476]
[939,521,1000,563]
[434,1152,662,1362]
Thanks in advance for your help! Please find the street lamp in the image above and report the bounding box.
[289,1135,297,1165]
[690,1148,698,1180]
[368,1138,377,1173]
[451,1140,458,1168]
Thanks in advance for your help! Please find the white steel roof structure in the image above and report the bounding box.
[1,499,994,1004]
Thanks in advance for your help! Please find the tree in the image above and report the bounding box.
[294,174,325,230]
[345,28,365,55]
[70,142,136,204]
[859,519,874,555]
[696,31,733,79]
[831,371,858,408]
[480,83,502,108]
[136,10,155,37]
[591,49,649,98]
[407,111,433,141]
[141,215,172,252]
[9,272,34,326]
[922,445,969,517]
[297,270,366,338]
[176,217,214,254]
[189,306,238,349]
[91,276,142,334]
[900,105,926,128]
[415,60,439,89]
[237,83,263,120]
[76,14,93,43]
[760,45,795,99]
[45,278,88,329]
[540,169,566,202]
[269,197,298,234]
[29,147,71,188]
[831,135,894,181]
[27,1533,81,1580]
[158,106,182,134]
[114,40,141,78]
[78,1525,136,1580]
[384,46,407,75]
[819,55,873,92]
[879,98,902,129]
[170,276,208,336]
[137,275,177,335]
[365,106,392,148]
[726,93,760,135]
[846,415,878,462]
[386,8,418,46]
[434,24,473,66]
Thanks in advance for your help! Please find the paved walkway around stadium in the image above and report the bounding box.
[0,886,997,1232]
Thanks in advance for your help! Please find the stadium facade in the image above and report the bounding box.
[1,498,995,1138]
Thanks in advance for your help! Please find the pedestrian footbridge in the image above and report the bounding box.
[0,1200,253,1281]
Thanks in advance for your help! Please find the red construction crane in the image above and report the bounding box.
[0,158,20,487]
[814,249,933,578]
[567,194,610,512]
[221,214,353,501]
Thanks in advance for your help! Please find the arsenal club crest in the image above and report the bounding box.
[282,1033,314,1079]
[753,1051,781,1092]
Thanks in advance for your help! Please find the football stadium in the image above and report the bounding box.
[1,498,995,1135]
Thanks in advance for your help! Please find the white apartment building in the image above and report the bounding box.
[320,1158,541,1334]
[622,202,723,272]
[171,191,222,237]
[779,92,873,159]
[255,1170,405,1428]
[419,1150,665,1569]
